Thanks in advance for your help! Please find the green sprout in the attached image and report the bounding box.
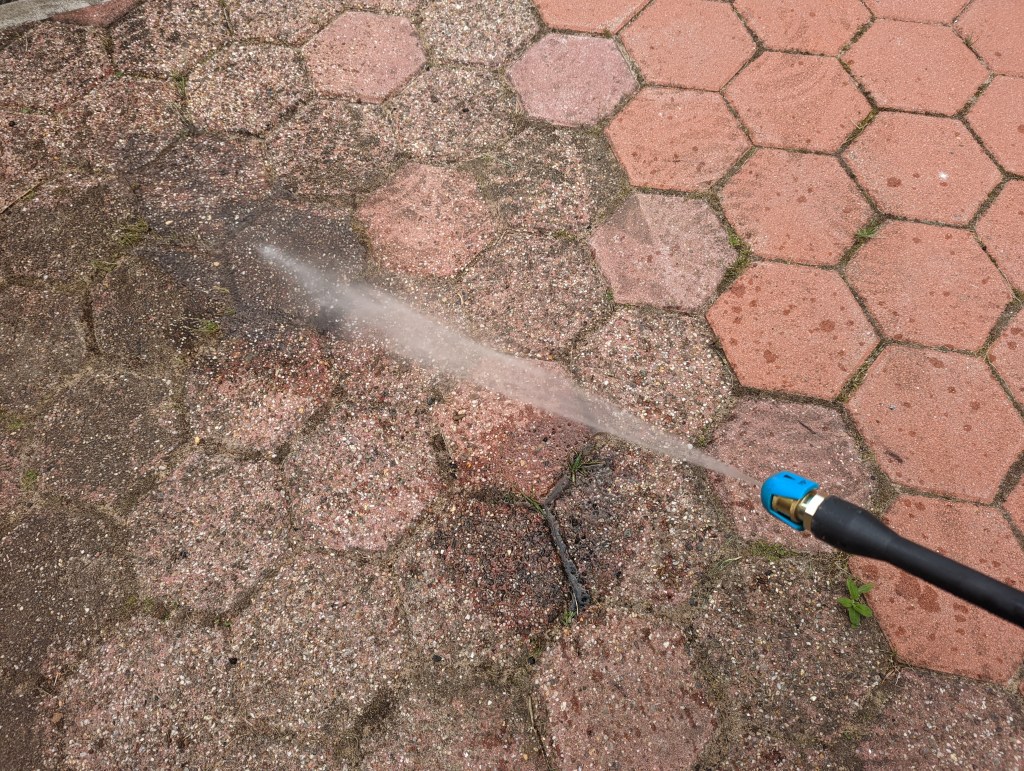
[567,451,601,483]
[855,223,880,243]
[839,578,874,627]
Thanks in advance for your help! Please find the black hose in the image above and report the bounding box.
[811,496,1024,629]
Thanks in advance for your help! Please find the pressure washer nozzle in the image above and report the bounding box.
[761,471,822,531]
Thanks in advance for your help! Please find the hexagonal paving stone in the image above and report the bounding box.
[721,149,871,265]
[726,52,870,153]
[303,11,425,102]
[990,313,1024,406]
[574,307,734,439]
[357,163,496,277]
[844,112,1001,225]
[226,0,342,45]
[621,0,754,90]
[864,0,967,23]
[189,44,310,135]
[977,181,1024,293]
[605,88,749,192]
[734,0,869,55]
[844,20,987,115]
[532,0,647,32]
[968,77,1024,176]
[537,609,716,768]
[127,453,289,613]
[433,365,592,497]
[112,0,228,78]
[420,0,537,66]
[857,669,1024,767]
[848,347,1024,502]
[709,398,875,552]
[846,221,1012,350]
[957,0,1024,77]
[707,262,878,399]
[589,192,735,310]
[0,22,106,110]
[508,34,636,127]
[55,0,141,26]
[851,496,1024,681]
[0,110,55,211]
[1006,478,1024,529]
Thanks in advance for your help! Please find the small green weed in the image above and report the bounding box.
[855,223,879,243]
[194,319,221,338]
[560,607,577,627]
[567,451,601,483]
[20,469,39,491]
[112,218,150,249]
[839,578,873,627]
[748,541,795,562]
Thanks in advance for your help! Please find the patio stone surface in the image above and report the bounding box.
[734,0,869,56]
[1006,478,1024,528]
[508,34,636,127]
[848,346,1024,502]
[844,111,1001,225]
[54,0,142,27]
[976,180,1024,293]
[720,148,871,265]
[845,220,1013,350]
[420,0,537,67]
[990,312,1024,406]
[0,22,106,111]
[590,192,735,310]
[532,0,647,33]
[0,110,56,211]
[227,0,341,45]
[707,262,878,399]
[956,0,1024,77]
[111,0,228,78]
[864,0,967,24]
[850,495,1024,681]
[967,75,1024,175]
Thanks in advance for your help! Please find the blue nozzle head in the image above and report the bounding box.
[761,471,820,531]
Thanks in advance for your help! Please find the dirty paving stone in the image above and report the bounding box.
[0,21,107,111]
[226,0,343,45]
[419,0,537,67]
[0,109,58,210]
[111,0,229,78]
[127,452,289,614]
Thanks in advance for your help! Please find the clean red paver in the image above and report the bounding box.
[725,52,870,152]
[707,262,878,399]
[956,0,1024,77]
[589,193,736,311]
[721,149,871,265]
[851,496,1024,682]
[507,34,636,127]
[848,346,1024,502]
[864,0,967,23]
[989,313,1024,406]
[844,112,1001,225]
[532,0,647,32]
[54,0,141,26]
[710,398,876,552]
[734,0,869,56]
[976,181,1024,293]
[1006,478,1024,529]
[844,20,987,115]
[846,220,1012,350]
[605,88,750,192]
[303,11,425,102]
[621,0,754,90]
[356,163,497,277]
[537,609,717,769]
[968,77,1024,175]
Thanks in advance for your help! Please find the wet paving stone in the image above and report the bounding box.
[537,607,717,769]
[851,495,1024,682]
[111,0,229,78]
[968,76,1024,176]
[0,110,57,211]
[419,0,537,67]
[532,0,646,33]
[35,371,181,505]
[265,99,399,200]
[189,44,310,135]
[0,287,86,414]
[574,307,734,439]
[55,0,143,27]
[734,0,869,56]
[989,312,1024,406]
[226,0,342,45]
[709,397,875,552]
[590,192,735,311]
[976,180,1024,294]
[0,21,107,111]
[459,231,610,358]
[956,0,1024,77]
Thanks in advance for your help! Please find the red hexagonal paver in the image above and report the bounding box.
[707,262,878,399]
[356,163,497,277]
[1006,478,1024,530]
[956,0,1024,77]
[621,0,754,90]
[0,22,107,110]
[848,346,1024,501]
[851,496,1024,682]
[532,0,648,33]
[605,88,750,192]
[725,52,870,152]
[54,0,141,26]
[507,34,636,127]
[968,77,1024,176]
[303,12,425,102]
[735,0,869,56]
[844,112,1001,225]
[589,193,736,311]
[844,20,987,115]
[989,313,1024,406]
[864,0,967,23]
[721,149,871,265]
[846,221,1012,350]
[977,181,1024,293]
